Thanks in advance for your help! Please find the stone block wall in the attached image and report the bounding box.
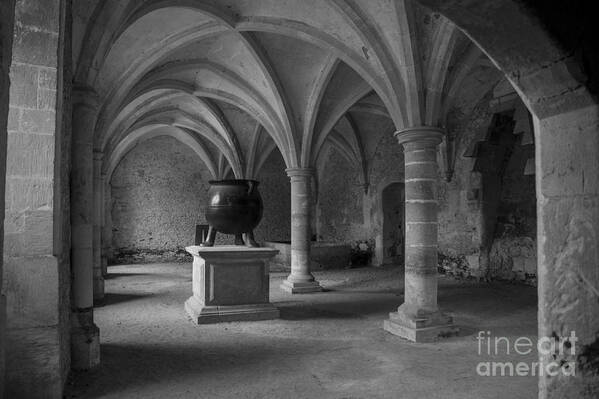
[0,1,16,397]
[110,136,291,262]
[3,0,70,397]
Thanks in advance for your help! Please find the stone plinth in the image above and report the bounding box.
[185,246,280,323]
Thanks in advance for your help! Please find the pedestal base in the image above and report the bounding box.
[280,279,323,294]
[185,246,280,324]
[185,296,279,324]
[383,307,459,343]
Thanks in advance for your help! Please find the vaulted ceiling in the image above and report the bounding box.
[72,0,497,180]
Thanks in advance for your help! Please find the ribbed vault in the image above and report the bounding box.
[73,0,492,182]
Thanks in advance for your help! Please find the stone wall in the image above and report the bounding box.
[315,115,404,266]
[3,0,69,397]
[437,80,537,284]
[317,147,364,243]
[363,123,406,265]
[110,137,292,262]
[110,136,213,262]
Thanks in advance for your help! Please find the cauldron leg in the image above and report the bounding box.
[244,231,259,247]
[234,234,245,246]
[200,226,217,247]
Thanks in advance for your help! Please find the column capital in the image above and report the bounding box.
[72,84,100,111]
[285,167,315,178]
[394,126,444,147]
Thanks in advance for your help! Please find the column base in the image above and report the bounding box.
[280,278,323,294]
[71,309,100,370]
[383,306,458,343]
[185,296,279,324]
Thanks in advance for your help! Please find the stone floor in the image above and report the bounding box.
[66,263,538,399]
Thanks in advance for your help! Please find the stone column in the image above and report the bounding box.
[101,173,109,276]
[71,86,100,369]
[92,151,104,303]
[280,168,322,293]
[384,127,457,342]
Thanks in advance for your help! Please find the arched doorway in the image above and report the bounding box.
[382,182,405,266]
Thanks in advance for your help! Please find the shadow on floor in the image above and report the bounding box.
[104,272,150,280]
[98,292,155,306]
[276,295,399,320]
[65,341,312,398]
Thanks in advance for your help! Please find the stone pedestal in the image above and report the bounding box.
[185,246,280,323]
[281,168,322,293]
[384,127,458,342]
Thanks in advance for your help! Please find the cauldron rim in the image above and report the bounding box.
[208,179,259,186]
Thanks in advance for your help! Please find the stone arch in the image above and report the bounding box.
[413,1,599,397]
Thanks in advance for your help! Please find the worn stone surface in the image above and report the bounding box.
[317,148,364,242]
[184,246,280,323]
[3,0,69,397]
[535,105,599,398]
[66,263,539,399]
[110,136,214,259]
[0,1,16,396]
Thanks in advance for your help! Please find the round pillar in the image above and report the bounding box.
[383,126,458,342]
[92,151,104,304]
[100,172,109,277]
[71,86,101,369]
[280,168,322,293]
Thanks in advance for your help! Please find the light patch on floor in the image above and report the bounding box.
[66,264,537,399]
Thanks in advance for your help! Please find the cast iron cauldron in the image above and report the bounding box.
[201,179,263,247]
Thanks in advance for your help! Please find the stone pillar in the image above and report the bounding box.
[92,151,104,303]
[4,0,73,396]
[384,127,457,342]
[280,168,322,293]
[70,86,100,369]
[100,173,109,276]
[0,2,16,398]
[534,106,599,399]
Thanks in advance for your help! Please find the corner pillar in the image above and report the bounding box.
[280,168,322,293]
[384,127,458,342]
[70,86,100,369]
[101,175,111,276]
[92,151,104,304]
